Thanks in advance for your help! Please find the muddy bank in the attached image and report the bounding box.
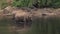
[0,6,60,19]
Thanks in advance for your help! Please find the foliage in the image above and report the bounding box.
[0,0,60,9]
[0,0,8,9]
[12,0,60,8]
[12,0,36,8]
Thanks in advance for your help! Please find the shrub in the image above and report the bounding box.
[12,0,60,8]
[0,0,8,9]
[12,0,37,8]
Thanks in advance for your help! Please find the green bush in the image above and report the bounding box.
[0,0,60,8]
[12,0,60,8]
[0,0,8,9]
[12,0,36,8]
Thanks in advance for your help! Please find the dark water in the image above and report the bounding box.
[26,16,60,34]
[0,16,60,34]
[0,17,13,34]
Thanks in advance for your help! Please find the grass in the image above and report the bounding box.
[0,0,8,9]
[12,0,60,8]
[0,0,60,9]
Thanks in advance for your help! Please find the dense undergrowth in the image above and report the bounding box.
[12,0,60,8]
[0,0,8,9]
[0,0,60,9]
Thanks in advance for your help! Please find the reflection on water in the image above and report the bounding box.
[0,16,60,34]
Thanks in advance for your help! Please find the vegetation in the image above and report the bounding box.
[12,0,36,8]
[12,0,60,8]
[0,0,60,9]
[0,0,8,9]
